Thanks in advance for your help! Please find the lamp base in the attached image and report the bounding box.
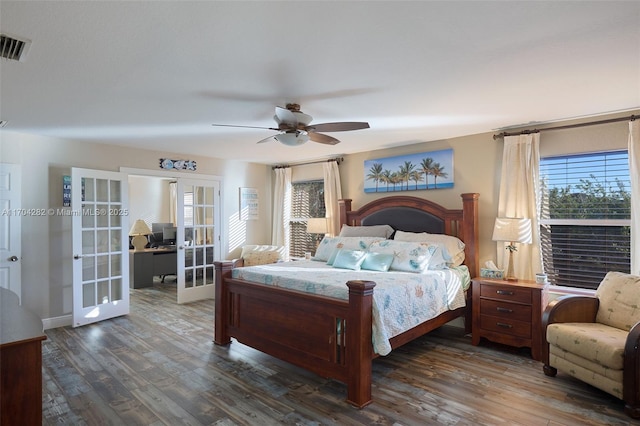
[131,234,148,252]
[504,249,517,281]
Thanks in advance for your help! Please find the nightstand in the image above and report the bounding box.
[471,277,548,361]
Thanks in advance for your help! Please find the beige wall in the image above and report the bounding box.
[340,131,500,270]
[338,110,634,276]
[0,131,271,324]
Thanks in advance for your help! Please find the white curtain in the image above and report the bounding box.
[272,167,291,259]
[323,160,342,236]
[497,134,543,281]
[629,119,640,275]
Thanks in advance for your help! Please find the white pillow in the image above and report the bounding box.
[393,230,465,267]
[339,224,394,238]
[313,236,386,262]
[368,240,437,273]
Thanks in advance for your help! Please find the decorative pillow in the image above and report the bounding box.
[368,240,437,273]
[332,249,368,270]
[313,236,386,262]
[361,252,394,272]
[339,224,394,238]
[326,248,340,266]
[243,251,280,266]
[393,230,465,267]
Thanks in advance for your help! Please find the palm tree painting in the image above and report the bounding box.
[364,149,453,193]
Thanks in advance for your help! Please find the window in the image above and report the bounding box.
[539,150,631,289]
[289,180,325,258]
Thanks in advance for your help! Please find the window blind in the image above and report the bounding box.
[289,181,326,257]
[539,150,631,289]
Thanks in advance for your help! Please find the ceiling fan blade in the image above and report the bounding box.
[256,134,278,144]
[308,122,370,132]
[309,132,340,145]
[212,123,279,131]
[274,106,297,124]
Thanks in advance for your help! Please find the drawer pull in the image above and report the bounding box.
[497,322,513,329]
[496,307,513,313]
[496,290,514,296]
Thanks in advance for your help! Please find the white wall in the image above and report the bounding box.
[128,175,173,226]
[0,130,272,324]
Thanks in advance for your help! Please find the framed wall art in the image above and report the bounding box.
[239,187,259,220]
[364,148,454,193]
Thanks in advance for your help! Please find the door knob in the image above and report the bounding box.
[9,255,18,262]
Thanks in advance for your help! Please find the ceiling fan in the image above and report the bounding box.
[211,103,370,146]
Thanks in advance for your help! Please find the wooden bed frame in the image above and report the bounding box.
[214,193,479,408]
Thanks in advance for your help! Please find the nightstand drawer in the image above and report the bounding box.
[479,299,531,322]
[480,283,532,304]
[480,315,531,338]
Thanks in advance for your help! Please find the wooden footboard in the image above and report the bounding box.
[214,260,376,408]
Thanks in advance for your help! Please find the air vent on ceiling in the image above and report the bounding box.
[0,34,31,62]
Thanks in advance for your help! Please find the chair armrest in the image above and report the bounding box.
[541,295,599,366]
[624,320,640,406]
[542,295,599,327]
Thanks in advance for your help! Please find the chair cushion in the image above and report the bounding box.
[549,346,624,399]
[546,322,627,370]
[595,271,640,331]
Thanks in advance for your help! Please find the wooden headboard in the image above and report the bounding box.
[338,193,479,278]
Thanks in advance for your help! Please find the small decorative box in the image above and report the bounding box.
[480,268,504,279]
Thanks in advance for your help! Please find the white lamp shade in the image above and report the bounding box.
[129,219,152,236]
[306,217,328,234]
[492,217,532,244]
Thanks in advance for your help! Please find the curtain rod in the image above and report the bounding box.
[272,157,343,170]
[492,114,637,140]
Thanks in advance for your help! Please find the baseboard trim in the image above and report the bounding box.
[43,314,72,330]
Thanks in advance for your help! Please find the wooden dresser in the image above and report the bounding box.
[1,288,47,425]
[471,278,548,361]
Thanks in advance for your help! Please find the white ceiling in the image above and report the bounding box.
[1,1,639,165]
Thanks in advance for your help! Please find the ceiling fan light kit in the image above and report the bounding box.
[275,132,309,146]
[212,103,369,147]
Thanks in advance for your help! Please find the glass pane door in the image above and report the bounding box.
[177,178,219,304]
[72,168,129,327]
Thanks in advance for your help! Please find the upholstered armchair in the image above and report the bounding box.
[542,271,640,419]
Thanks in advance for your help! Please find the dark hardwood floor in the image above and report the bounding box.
[42,282,638,425]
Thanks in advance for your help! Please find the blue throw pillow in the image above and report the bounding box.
[361,252,394,272]
[332,249,367,270]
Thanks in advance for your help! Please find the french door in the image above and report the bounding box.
[176,178,220,304]
[71,168,129,327]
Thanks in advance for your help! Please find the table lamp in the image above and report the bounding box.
[306,217,328,251]
[129,219,152,252]
[492,217,532,281]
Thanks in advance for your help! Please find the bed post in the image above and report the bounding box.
[213,260,235,345]
[460,193,479,279]
[345,280,376,408]
[339,199,352,227]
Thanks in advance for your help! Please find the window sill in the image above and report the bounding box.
[547,285,596,297]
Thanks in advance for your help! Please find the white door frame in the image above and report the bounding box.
[0,163,22,300]
[120,167,223,302]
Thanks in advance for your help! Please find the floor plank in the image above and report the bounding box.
[42,281,638,425]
